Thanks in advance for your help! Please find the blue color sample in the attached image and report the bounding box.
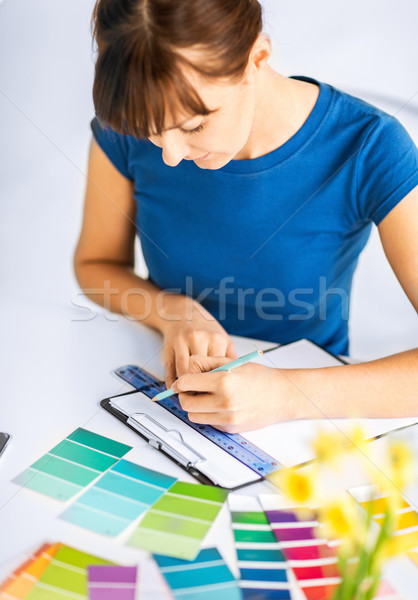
[174,584,242,600]
[154,548,222,568]
[60,459,177,536]
[91,75,418,355]
[163,565,234,590]
[112,459,177,488]
[242,589,291,599]
[62,502,131,536]
[240,568,288,582]
[76,486,149,520]
[154,548,241,599]
[96,471,167,504]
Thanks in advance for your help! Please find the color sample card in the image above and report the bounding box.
[12,428,132,501]
[60,459,177,536]
[260,496,339,600]
[407,548,418,566]
[350,486,418,555]
[87,565,138,600]
[24,543,112,600]
[0,543,60,599]
[128,481,229,560]
[229,494,292,599]
[154,547,241,600]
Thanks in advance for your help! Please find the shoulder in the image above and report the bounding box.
[325,81,414,145]
[90,117,160,180]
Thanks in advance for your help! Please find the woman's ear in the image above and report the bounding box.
[247,34,272,76]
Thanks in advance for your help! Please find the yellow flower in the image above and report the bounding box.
[387,441,415,489]
[274,467,316,505]
[311,429,346,466]
[346,424,368,456]
[311,425,368,469]
[319,494,365,544]
[371,441,415,494]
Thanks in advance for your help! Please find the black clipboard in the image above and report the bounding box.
[100,392,248,488]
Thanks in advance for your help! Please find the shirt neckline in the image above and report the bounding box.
[219,75,332,174]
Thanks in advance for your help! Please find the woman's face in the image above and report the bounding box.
[147,58,259,170]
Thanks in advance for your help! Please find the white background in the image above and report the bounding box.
[0,0,417,596]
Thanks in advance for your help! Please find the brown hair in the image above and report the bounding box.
[91,0,263,138]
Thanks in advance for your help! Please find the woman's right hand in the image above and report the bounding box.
[159,294,238,389]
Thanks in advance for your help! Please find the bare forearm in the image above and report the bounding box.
[74,261,194,334]
[279,349,418,419]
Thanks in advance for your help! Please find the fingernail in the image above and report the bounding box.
[171,381,178,392]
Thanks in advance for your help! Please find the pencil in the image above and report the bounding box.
[152,344,280,402]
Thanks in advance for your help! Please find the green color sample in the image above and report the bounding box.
[128,527,202,560]
[233,529,278,543]
[139,511,211,539]
[31,454,98,486]
[169,481,228,503]
[26,587,83,600]
[53,544,111,570]
[127,482,227,560]
[236,548,286,562]
[231,510,269,525]
[67,428,131,458]
[153,494,221,521]
[12,469,82,501]
[38,563,86,594]
[49,440,116,471]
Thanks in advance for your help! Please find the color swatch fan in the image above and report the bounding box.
[260,496,340,600]
[12,428,131,501]
[229,494,292,599]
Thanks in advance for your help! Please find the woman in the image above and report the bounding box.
[74,0,418,432]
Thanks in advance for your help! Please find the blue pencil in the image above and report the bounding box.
[152,344,280,402]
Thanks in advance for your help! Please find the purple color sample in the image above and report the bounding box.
[88,565,137,600]
[265,510,299,523]
[272,526,315,542]
[89,590,135,600]
[88,565,137,584]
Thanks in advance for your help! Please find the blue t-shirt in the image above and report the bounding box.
[91,75,418,355]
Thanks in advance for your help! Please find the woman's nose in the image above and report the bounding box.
[161,131,190,167]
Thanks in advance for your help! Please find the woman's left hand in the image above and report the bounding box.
[170,355,300,433]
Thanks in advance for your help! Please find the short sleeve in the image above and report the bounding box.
[90,117,133,180]
[356,115,418,225]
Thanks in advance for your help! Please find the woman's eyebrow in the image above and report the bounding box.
[164,108,220,131]
[165,119,197,131]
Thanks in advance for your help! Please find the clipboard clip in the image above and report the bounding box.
[127,413,206,469]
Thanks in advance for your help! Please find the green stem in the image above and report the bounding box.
[331,551,347,600]
[365,570,382,600]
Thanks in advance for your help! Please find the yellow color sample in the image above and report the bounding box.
[359,495,409,516]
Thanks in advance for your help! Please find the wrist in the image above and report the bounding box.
[271,367,318,421]
[157,293,198,335]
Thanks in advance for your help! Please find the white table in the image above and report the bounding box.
[1,295,417,597]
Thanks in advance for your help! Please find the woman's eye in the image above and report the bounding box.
[181,124,204,135]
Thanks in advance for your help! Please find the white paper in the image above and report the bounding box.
[244,340,417,467]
